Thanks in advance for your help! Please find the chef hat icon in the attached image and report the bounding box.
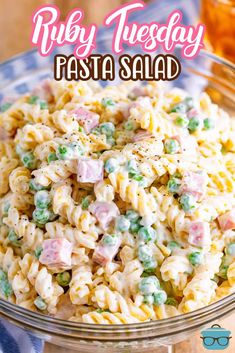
[201,324,232,350]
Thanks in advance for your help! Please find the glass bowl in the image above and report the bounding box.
[0,47,235,352]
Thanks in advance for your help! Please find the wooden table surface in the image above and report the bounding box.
[0,1,234,352]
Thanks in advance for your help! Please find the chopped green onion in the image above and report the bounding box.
[175,115,189,128]
[203,118,214,130]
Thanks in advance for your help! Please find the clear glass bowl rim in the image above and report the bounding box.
[0,48,234,341]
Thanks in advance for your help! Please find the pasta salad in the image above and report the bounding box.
[0,79,234,324]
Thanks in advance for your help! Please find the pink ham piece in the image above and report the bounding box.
[133,130,152,142]
[93,236,122,266]
[218,209,235,231]
[69,107,99,133]
[180,171,207,201]
[89,201,120,230]
[39,239,72,267]
[188,221,211,247]
[131,86,148,98]
[77,158,103,183]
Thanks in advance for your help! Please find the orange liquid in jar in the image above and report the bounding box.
[201,0,235,62]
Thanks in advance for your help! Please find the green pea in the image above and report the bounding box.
[165,297,178,306]
[138,226,156,243]
[81,196,92,210]
[99,122,115,137]
[167,177,181,193]
[47,152,58,163]
[35,246,43,259]
[101,97,115,108]
[0,280,13,298]
[56,142,83,160]
[8,230,21,247]
[188,251,203,266]
[102,234,118,247]
[56,271,71,286]
[164,139,180,154]
[104,158,119,174]
[33,208,50,225]
[0,269,7,281]
[167,241,180,252]
[107,136,116,146]
[115,216,130,232]
[39,101,48,110]
[188,117,200,132]
[125,210,140,222]
[21,151,37,170]
[142,259,157,274]
[143,294,154,305]
[0,102,12,112]
[34,296,47,311]
[129,221,141,234]
[138,244,153,262]
[28,95,39,104]
[124,121,134,131]
[139,276,160,295]
[34,190,51,209]
[29,179,49,192]
[179,193,197,213]
[227,243,235,256]
[203,118,214,130]
[175,115,189,128]
[153,290,167,306]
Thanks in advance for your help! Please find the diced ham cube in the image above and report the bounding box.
[77,158,103,183]
[188,221,211,246]
[93,236,122,266]
[218,209,235,231]
[133,130,152,142]
[180,171,207,201]
[39,239,72,267]
[89,201,120,230]
[70,107,99,133]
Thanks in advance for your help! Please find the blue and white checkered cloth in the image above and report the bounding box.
[0,0,199,352]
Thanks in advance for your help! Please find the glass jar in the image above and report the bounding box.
[0,47,234,352]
